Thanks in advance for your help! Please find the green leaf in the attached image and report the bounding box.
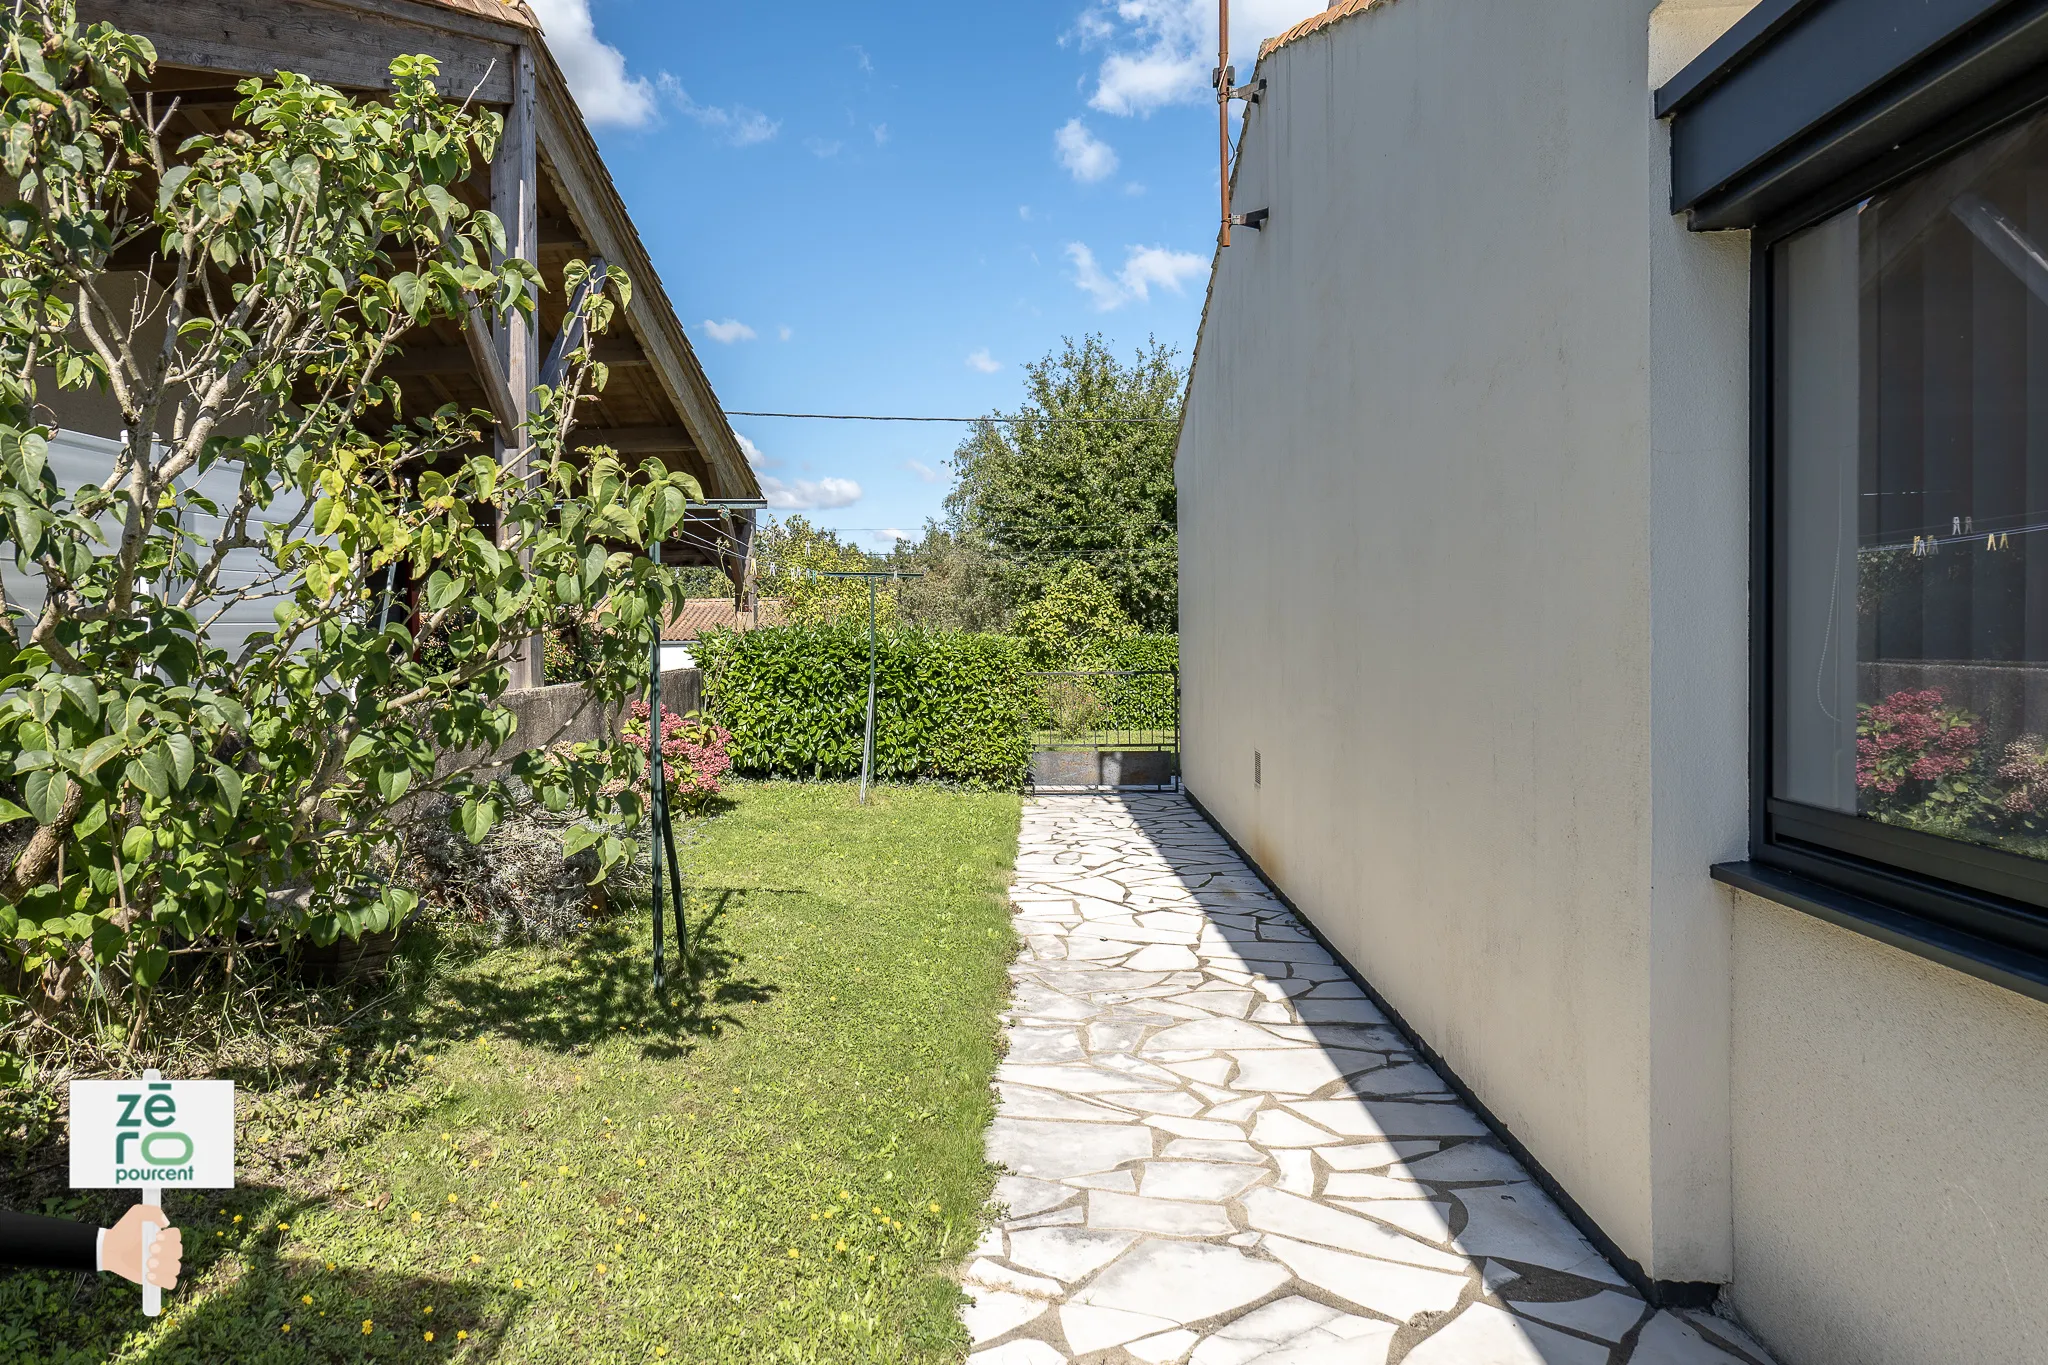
[22,768,68,825]
[376,764,412,804]
[212,763,244,818]
[125,755,168,802]
[121,823,152,864]
[52,674,98,721]
[0,798,27,823]
[76,734,125,776]
[426,570,462,612]
[0,426,47,487]
[164,732,196,789]
[561,824,601,857]
[132,946,170,987]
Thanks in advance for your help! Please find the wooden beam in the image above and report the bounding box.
[490,42,540,690]
[80,1,515,104]
[567,427,695,455]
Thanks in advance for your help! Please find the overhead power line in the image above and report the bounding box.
[726,410,1178,426]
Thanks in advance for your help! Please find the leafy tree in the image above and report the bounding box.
[886,521,1008,633]
[947,335,1182,632]
[1012,561,1136,668]
[754,514,892,626]
[0,4,699,1022]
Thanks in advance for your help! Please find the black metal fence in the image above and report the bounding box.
[1026,668,1179,790]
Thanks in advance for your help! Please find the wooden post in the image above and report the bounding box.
[494,43,542,689]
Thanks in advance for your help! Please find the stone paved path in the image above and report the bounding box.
[962,794,1778,1365]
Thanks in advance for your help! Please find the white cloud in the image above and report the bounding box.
[1082,0,1327,118]
[904,459,943,483]
[777,325,794,342]
[1067,242,1209,310]
[700,318,757,344]
[737,433,779,469]
[656,73,780,146]
[872,123,890,146]
[853,45,875,74]
[966,349,1003,374]
[760,475,863,511]
[804,137,844,158]
[1054,118,1119,183]
[528,0,658,127]
[873,528,911,544]
[1019,205,1033,221]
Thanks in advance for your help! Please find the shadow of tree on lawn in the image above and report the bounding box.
[386,888,780,1063]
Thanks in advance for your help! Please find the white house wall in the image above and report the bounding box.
[1181,0,2048,1352]
[1182,0,1698,1279]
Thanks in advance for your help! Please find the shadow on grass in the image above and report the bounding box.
[386,888,780,1063]
[0,1186,530,1365]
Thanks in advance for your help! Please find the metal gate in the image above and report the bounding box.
[1026,668,1179,791]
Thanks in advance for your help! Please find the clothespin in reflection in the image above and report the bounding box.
[2001,532,2013,551]
[1914,535,1926,556]
[1990,533,1999,551]
[1954,516,1964,535]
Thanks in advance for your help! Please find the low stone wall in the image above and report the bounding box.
[452,668,703,775]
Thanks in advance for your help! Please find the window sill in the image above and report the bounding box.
[1713,860,2048,1006]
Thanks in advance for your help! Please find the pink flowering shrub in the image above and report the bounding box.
[625,702,733,812]
[1995,735,2048,815]
[1855,688,1981,802]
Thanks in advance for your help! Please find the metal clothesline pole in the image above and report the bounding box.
[812,568,924,806]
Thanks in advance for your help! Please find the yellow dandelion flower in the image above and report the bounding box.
[278,1222,291,1230]
[423,1306,434,1315]
[216,1231,224,1238]
[787,1248,800,1259]
[597,1263,609,1274]
[325,1262,336,1271]
[411,1212,422,1223]
[520,1180,531,1189]
[457,1330,469,1340]
[424,1330,434,1342]
[658,1349,669,1359]
[447,1194,458,1204]
[835,1239,848,1253]
[513,1279,524,1289]
[491,1201,501,1210]
[638,1158,647,1167]
[635,1213,646,1223]
[929,1203,940,1213]
[469,1254,482,1264]
[302,1295,313,1305]
[613,1242,622,1253]
[810,1212,820,1222]
[362,1320,375,1335]
[838,1191,850,1201]
[281,1324,291,1333]
[441,1133,451,1141]
[558,1165,570,1176]
[233,1215,243,1224]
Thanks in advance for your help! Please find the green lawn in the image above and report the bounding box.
[3,782,1023,1365]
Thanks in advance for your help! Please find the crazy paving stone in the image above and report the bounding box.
[1400,1302,1609,1365]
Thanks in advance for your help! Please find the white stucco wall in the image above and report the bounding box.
[1179,0,1752,1283]
[1180,0,2048,1350]
[1728,890,2048,1364]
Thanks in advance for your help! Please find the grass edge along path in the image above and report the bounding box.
[1,781,1023,1365]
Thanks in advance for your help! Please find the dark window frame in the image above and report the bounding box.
[1744,88,2048,1000]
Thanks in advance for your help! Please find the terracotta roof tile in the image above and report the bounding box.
[1259,0,1397,60]
[661,597,785,642]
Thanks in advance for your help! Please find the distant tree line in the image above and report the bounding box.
[744,335,1183,642]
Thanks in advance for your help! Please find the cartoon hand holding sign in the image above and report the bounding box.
[69,1069,234,1315]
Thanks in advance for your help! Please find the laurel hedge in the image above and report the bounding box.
[695,626,1038,788]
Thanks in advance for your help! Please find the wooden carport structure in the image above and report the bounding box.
[77,0,765,687]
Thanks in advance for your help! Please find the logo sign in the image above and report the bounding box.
[70,1079,235,1190]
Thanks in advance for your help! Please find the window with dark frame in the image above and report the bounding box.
[1770,104,2048,918]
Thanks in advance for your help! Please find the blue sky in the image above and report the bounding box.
[527,0,1328,547]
